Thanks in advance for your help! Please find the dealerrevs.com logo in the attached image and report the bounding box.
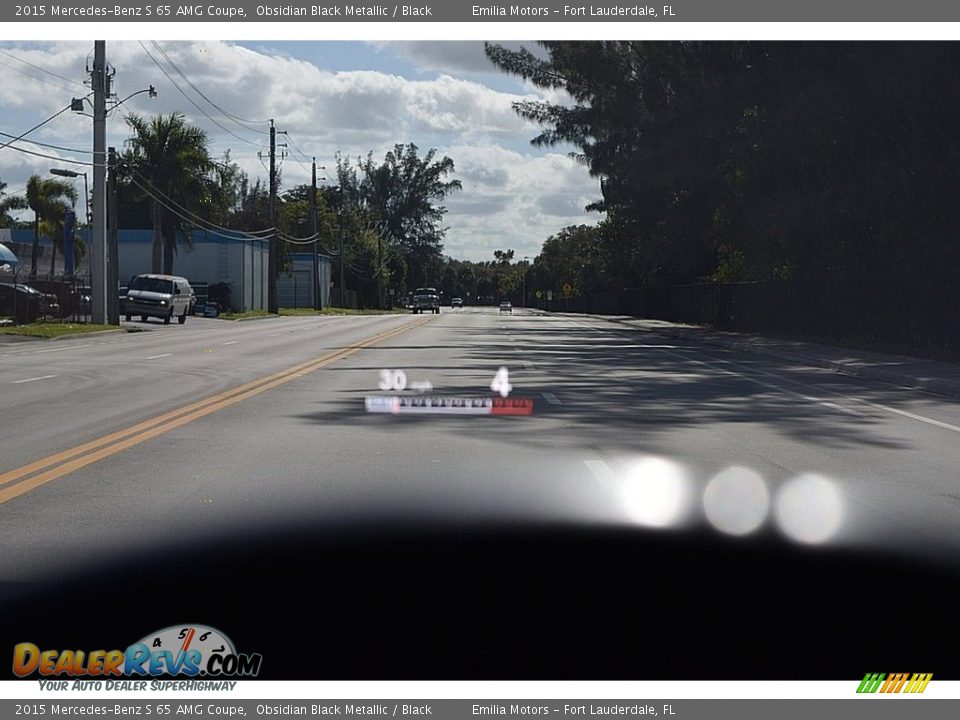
[13,625,262,678]
[857,673,932,694]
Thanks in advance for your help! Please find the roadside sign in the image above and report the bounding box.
[535,290,542,299]
[547,290,553,301]
[562,283,572,297]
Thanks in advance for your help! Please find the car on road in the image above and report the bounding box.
[499,301,512,313]
[411,287,441,314]
[451,297,463,308]
[124,274,193,325]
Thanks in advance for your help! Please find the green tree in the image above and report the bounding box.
[488,42,960,286]
[25,175,78,279]
[0,179,28,229]
[122,113,215,274]
[338,144,462,303]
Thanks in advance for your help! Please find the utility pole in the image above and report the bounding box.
[311,158,321,311]
[376,224,383,310]
[267,119,278,314]
[522,256,531,309]
[90,40,108,325]
[338,187,345,308]
[107,147,119,325]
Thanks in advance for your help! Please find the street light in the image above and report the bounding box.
[50,168,90,226]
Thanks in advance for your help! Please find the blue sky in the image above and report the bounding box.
[0,41,599,261]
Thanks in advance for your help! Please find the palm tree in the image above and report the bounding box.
[123,113,214,274]
[25,175,77,279]
[0,179,29,229]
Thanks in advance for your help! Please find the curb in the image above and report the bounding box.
[50,328,135,341]
[0,327,133,343]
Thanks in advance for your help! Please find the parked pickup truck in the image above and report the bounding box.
[411,287,441,314]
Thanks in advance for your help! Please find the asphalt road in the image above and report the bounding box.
[1,307,959,586]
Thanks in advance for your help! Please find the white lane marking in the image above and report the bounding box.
[267,333,283,337]
[662,347,868,418]
[145,353,171,360]
[691,351,960,433]
[853,399,960,434]
[222,341,239,346]
[12,374,59,384]
[542,392,561,405]
[523,361,534,369]
[2,343,97,357]
[585,459,618,492]
[581,315,960,433]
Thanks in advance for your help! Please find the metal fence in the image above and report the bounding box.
[543,273,960,361]
[0,271,93,324]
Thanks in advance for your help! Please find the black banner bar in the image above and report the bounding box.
[7,0,960,22]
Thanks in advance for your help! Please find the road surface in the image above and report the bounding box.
[1,308,959,586]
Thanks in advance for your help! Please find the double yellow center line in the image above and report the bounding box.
[0,316,431,506]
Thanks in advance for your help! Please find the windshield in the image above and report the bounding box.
[130,277,173,294]
[2,39,959,686]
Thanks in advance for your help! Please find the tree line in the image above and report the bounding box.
[483,41,960,298]
[2,112,462,308]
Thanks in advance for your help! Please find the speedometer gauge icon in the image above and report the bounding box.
[135,624,236,660]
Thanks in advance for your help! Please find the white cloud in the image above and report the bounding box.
[0,41,599,260]
[441,145,600,261]
[370,41,548,75]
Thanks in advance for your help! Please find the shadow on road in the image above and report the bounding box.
[291,320,921,453]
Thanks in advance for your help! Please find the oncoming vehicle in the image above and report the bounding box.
[451,297,463,308]
[124,274,193,325]
[412,287,440,314]
[499,301,513,313]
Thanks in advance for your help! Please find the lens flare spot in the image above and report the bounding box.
[620,457,690,528]
[774,474,844,544]
[703,466,770,536]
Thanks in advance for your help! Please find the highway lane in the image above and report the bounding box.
[0,313,422,471]
[1,307,959,589]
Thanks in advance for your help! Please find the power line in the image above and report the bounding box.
[0,48,88,91]
[0,56,83,95]
[0,137,96,167]
[128,176,276,242]
[278,231,320,243]
[138,41,262,148]
[0,102,79,153]
[283,133,315,173]
[151,42,271,132]
[0,130,91,155]
[126,167,274,237]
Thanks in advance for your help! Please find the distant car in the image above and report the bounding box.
[411,287,441,314]
[451,297,463,308]
[499,301,512,313]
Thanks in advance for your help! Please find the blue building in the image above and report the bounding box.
[0,228,332,312]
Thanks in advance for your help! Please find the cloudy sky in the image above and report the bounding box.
[0,40,601,262]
